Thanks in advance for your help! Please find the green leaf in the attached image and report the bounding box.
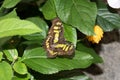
[22,47,93,74]
[64,24,77,47]
[41,0,57,20]
[2,0,21,8]
[0,61,13,80]
[0,9,19,20]
[60,75,90,80]
[97,1,120,31]
[24,17,48,40]
[3,49,18,61]
[0,51,3,61]
[76,43,103,63]
[13,62,28,75]
[0,18,42,38]
[54,0,97,35]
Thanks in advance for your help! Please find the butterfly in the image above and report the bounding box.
[43,18,75,58]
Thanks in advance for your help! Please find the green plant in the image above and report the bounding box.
[0,0,120,80]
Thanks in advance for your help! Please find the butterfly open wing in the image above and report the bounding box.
[43,18,75,58]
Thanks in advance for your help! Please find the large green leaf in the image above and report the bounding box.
[21,40,43,46]
[64,24,77,47]
[0,18,42,38]
[3,49,18,62]
[24,17,48,40]
[97,1,120,31]
[41,0,57,20]
[76,43,103,63]
[2,0,21,8]
[0,61,13,80]
[54,0,97,35]
[21,47,93,74]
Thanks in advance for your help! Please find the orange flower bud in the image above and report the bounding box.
[87,25,104,44]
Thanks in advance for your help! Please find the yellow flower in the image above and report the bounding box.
[87,25,104,44]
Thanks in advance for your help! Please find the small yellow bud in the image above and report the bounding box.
[87,25,104,44]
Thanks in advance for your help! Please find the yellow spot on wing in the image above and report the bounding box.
[65,45,69,51]
[49,50,57,55]
[54,30,60,33]
[54,33,59,43]
[45,37,51,48]
[63,44,67,50]
[69,45,73,50]
[54,39,58,43]
[55,44,64,48]
[46,43,49,48]
[53,26,59,29]
[56,22,62,25]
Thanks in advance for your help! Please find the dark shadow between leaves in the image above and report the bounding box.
[101,29,120,44]
[30,65,103,80]
[82,64,103,75]
[30,68,84,80]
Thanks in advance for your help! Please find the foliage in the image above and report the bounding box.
[0,0,119,80]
